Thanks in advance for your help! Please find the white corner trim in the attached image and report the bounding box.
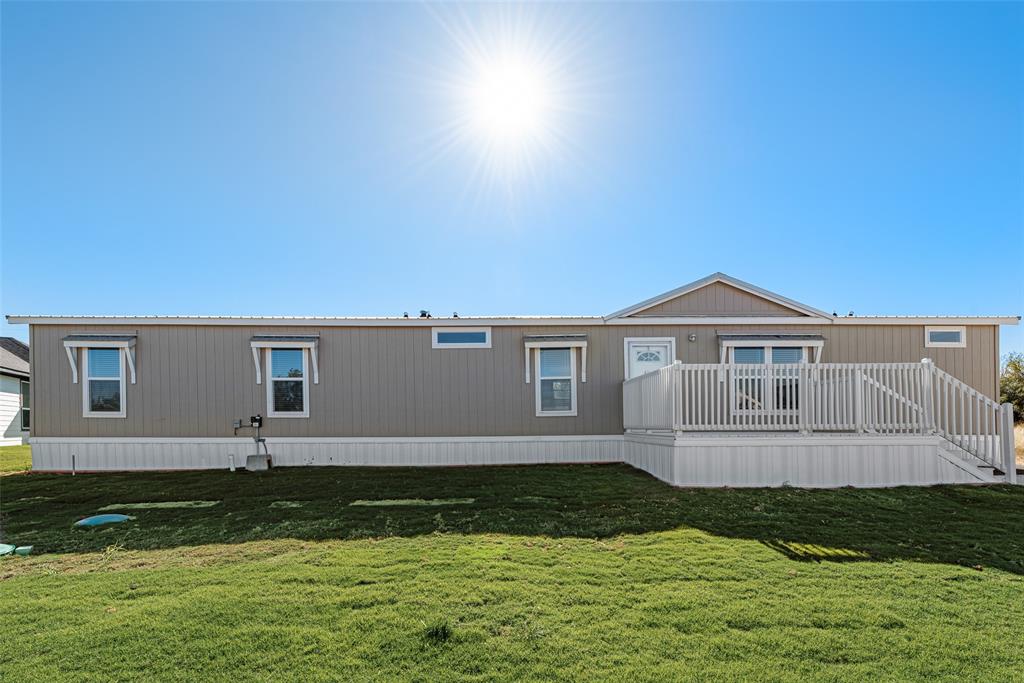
[924,326,967,348]
[431,326,492,349]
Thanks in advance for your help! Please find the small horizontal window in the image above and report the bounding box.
[925,326,966,348]
[432,327,491,349]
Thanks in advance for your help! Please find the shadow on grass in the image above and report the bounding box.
[2,463,1023,574]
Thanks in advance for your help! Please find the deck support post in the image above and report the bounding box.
[920,359,935,434]
[853,369,864,433]
[798,365,810,435]
[999,403,1017,485]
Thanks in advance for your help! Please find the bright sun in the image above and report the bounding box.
[424,5,598,194]
[468,56,551,146]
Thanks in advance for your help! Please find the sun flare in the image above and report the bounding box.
[419,5,603,198]
[468,56,552,147]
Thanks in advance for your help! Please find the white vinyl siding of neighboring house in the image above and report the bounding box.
[1,374,28,445]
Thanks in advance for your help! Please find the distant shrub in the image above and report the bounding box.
[1000,352,1024,422]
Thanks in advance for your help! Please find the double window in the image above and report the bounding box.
[83,348,126,418]
[536,348,577,416]
[266,349,309,418]
[730,346,806,413]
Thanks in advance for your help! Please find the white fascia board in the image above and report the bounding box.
[7,315,604,327]
[604,316,831,326]
[9,314,1019,327]
[605,316,1021,326]
[830,316,1020,326]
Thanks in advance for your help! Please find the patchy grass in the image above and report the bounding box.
[0,464,1023,681]
[0,444,31,475]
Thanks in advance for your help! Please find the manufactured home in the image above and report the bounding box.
[7,273,1020,487]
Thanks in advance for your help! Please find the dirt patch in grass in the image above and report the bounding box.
[98,501,221,511]
[350,497,476,507]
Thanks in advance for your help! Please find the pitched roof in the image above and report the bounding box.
[605,272,832,320]
[0,337,29,377]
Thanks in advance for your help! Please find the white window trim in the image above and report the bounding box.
[719,339,823,364]
[82,348,127,419]
[63,337,136,384]
[727,345,813,364]
[250,339,319,385]
[623,337,677,379]
[925,326,966,348]
[20,379,30,432]
[535,347,578,417]
[524,340,587,383]
[432,326,492,349]
[265,348,311,418]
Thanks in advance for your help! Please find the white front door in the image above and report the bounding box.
[625,338,675,379]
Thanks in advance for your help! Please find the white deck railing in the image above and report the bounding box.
[622,360,1016,482]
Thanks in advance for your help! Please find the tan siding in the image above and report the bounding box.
[632,282,806,316]
[29,322,1000,438]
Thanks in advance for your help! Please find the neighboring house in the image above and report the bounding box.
[6,273,1021,486]
[0,337,30,446]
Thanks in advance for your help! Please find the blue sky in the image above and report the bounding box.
[2,2,1021,352]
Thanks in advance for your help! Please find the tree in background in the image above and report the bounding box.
[1000,352,1024,422]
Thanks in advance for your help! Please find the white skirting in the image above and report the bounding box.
[28,433,999,487]
[623,432,997,488]
[27,435,625,472]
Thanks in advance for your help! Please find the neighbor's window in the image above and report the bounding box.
[432,327,491,349]
[20,380,30,430]
[84,348,125,418]
[267,348,309,417]
[536,348,576,416]
[925,326,966,348]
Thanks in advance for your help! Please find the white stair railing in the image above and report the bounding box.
[924,360,1016,482]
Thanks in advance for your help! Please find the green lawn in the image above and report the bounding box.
[1,461,1023,681]
[0,444,32,474]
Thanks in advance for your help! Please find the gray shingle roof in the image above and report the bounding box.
[0,337,29,377]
